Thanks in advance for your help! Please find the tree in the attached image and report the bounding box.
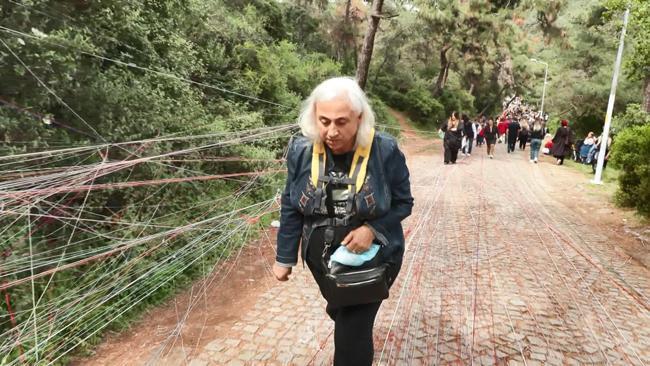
[605,0,650,112]
[366,0,527,121]
[0,1,342,363]
[522,0,643,137]
[356,0,385,90]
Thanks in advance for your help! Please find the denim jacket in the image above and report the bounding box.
[276,132,414,267]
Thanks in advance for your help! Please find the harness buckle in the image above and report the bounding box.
[322,226,335,261]
[324,226,334,245]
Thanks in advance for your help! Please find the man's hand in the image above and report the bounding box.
[272,263,292,281]
[341,225,375,254]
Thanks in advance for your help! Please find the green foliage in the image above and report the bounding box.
[612,103,650,132]
[437,73,476,117]
[367,0,527,123]
[367,95,401,137]
[604,0,650,82]
[373,75,445,126]
[546,116,561,136]
[524,0,643,137]
[0,0,341,363]
[403,81,445,123]
[611,124,650,216]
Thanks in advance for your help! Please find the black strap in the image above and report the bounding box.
[321,226,335,269]
[312,216,361,228]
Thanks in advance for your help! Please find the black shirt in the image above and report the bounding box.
[530,129,544,139]
[508,121,521,136]
[327,151,353,218]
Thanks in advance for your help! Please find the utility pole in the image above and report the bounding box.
[593,7,630,184]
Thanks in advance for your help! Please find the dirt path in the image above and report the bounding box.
[81,112,649,365]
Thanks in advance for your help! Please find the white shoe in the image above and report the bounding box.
[530,160,534,163]
[467,153,471,156]
[489,155,493,159]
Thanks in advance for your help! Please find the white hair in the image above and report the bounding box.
[298,76,376,147]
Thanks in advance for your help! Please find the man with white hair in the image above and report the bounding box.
[273,77,414,366]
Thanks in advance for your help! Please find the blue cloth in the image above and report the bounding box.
[329,244,381,267]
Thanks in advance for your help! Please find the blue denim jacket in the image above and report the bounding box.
[276,132,414,266]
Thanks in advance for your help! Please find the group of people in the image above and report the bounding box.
[438,100,612,173]
[439,107,547,164]
[575,131,613,172]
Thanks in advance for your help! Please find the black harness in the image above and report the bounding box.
[305,130,389,308]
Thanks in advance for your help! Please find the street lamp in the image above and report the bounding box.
[530,58,548,120]
[593,7,630,185]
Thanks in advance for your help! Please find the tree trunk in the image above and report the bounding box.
[372,49,391,88]
[643,76,650,113]
[479,86,507,116]
[371,30,403,87]
[356,0,384,90]
[336,0,352,62]
[434,45,452,95]
[442,62,450,85]
[345,0,351,21]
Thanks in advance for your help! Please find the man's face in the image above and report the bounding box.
[314,96,361,154]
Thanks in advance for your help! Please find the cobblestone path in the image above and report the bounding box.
[184,136,650,366]
[84,123,649,366]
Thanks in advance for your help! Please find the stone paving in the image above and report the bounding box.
[180,142,650,366]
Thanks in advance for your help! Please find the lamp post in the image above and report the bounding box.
[593,7,630,185]
[530,58,548,119]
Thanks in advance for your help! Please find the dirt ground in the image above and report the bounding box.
[77,111,649,365]
[71,234,280,366]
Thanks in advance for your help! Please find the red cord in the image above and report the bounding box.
[4,289,26,363]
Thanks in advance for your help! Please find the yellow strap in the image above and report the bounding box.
[311,128,375,191]
[349,128,374,191]
[311,140,326,187]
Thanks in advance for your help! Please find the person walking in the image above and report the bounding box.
[441,112,462,164]
[518,121,529,150]
[273,77,414,366]
[592,134,612,173]
[461,114,476,156]
[580,132,596,163]
[476,120,484,147]
[507,117,521,153]
[551,119,574,165]
[529,121,544,163]
[483,118,499,159]
[497,116,508,145]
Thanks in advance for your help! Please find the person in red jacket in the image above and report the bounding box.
[497,116,509,145]
[544,138,554,155]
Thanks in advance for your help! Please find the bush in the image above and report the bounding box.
[612,103,650,132]
[403,82,446,126]
[0,1,343,363]
[367,95,401,137]
[372,75,445,128]
[611,124,650,216]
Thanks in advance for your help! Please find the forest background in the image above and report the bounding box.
[0,0,649,364]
